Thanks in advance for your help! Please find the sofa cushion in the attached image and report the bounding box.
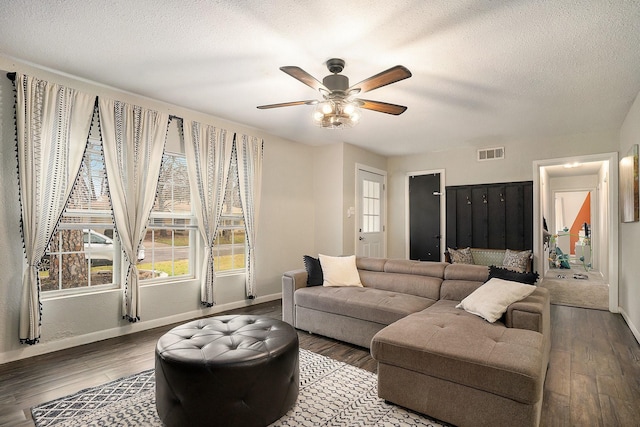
[456,278,536,322]
[383,259,448,277]
[443,263,489,281]
[358,270,442,300]
[355,256,388,272]
[319,254,362,287]
[439,280,483,302]
[371,300,545,405]
[294,286,435,326]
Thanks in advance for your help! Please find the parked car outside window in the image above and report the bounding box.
[83,229,145,262]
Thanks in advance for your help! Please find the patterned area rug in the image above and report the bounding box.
[32,349,445,426]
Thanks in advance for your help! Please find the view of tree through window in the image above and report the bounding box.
[40,138,116,291]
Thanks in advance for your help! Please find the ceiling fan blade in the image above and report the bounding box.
[356,99,408,115]
[280,66,329,93]
[257,100,318,109]
[348,65,412,94]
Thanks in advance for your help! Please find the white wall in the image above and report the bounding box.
[386,132,619,259]
[619,88,640,343]
[311,142,387,257]
[342,143,387,255]
[313,144,344,256]
[0,57,316,363]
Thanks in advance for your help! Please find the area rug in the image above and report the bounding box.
[540,267,609,311]
[32,348,446,426]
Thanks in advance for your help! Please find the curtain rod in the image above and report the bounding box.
[5,72,182,120]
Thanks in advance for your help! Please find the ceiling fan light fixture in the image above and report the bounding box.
[321,101,334,114]
[258,59,411,127]
[312,99,361,129]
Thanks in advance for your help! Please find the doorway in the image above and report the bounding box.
[533,153,619,312]
[553,189,595,267]
[356,166,386,258]
[405,170,445,261]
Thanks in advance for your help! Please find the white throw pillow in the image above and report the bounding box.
[456,278,536,323]
[319,254,363,287]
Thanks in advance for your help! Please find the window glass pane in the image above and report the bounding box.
[140,226,191,280]
[215,152,246,272]
[143,152,194,282]
[360,179,381,234]
[153,154,191,214]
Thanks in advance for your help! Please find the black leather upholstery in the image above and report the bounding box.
[155,315,299,427]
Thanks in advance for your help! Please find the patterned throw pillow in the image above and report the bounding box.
[448,247,474,264]
[303,255,323,286]
[502,249,532,273]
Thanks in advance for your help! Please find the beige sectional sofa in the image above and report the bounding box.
[282,257,550,427]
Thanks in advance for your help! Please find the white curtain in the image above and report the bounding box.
[15,74,94,344]
[235,134,264,297]
[99,98,168,321]
[183,120,232,306]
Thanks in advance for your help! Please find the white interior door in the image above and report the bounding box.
[356,167,386,257]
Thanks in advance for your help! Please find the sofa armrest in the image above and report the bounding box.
[282,269,308,327]
[504,287,550,337]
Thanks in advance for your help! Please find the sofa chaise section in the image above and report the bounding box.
[371,298,549,427]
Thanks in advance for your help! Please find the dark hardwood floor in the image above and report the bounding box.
[1,300,639,426]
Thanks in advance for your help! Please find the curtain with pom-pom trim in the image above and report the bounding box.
[183,121,232,307]
[98,98,168,322]
[235,134,263,298]
[15,74,94,344]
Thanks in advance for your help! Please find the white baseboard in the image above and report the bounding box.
[0,293,282,365]
[619,306,640,345]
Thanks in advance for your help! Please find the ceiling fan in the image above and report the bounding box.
[257,58,412,128]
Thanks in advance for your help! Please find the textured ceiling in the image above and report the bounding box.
[1,1,640,156]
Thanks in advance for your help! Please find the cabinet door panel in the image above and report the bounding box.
[456,188,473,248]
[523,182,533,250]
[446,188,457,249]
[505,184,525,249]
[471,187,488,247]
[487,185,506,248]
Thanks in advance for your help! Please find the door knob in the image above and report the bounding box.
[359,236,364,241]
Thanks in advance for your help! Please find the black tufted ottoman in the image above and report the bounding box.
[155,315,299,427]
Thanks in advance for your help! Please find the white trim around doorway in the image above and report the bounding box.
[533,152,619,313]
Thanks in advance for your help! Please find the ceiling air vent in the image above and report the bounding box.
[477,147,504,161]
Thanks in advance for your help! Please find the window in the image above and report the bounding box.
[40,137,117,292]
[142,152,195,282]
[214,153,245,273]
[361,179,381,233]
[39,127,247,295]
